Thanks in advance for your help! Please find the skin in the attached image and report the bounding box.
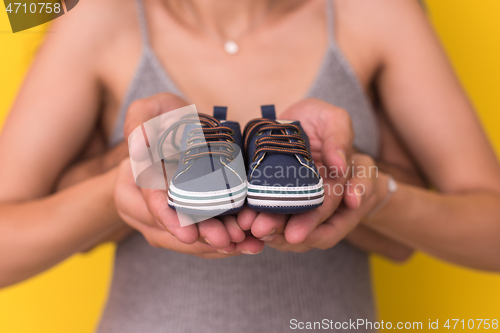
[0,0,498,288]
[117,0,500,270]
[117,93,416,258]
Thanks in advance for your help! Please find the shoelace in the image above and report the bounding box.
[158,114,235,164]
[243,119,311,162]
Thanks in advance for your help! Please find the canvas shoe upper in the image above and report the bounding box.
[163,107,247,216]
[243,105,324,214]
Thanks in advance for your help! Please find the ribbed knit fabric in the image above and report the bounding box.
[99,0,380,332]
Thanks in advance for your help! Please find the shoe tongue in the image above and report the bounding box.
[213,106,227,121]
[276,119,296,124]
[261,105,276,120]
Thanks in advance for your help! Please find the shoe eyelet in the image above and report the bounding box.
[186,137,195,145]
[182,159,190,165]
[227,128,235,136]
[305,156,312,162]
[226,138,235,143]
[256,131,264,136]
[226,156,234,163]
[298,139,305,143]
[186,149,192,155]
[294,129,302,135]
[188,131,195,137]
[227,145,235,153]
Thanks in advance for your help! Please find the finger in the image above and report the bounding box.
[215,242,237,255]
[124,93,189,138]
[265,234,311,253]
[305,206,360,250]
[236,206,258,231]
[197,218,231,248]
[313,103,353,175]
[283,177,343,244]
[142,188,199,244]
[234,234,265,255]
[124,212,236,256]
[116,165,239,255]
[106,142,129,168]
[221,215,246,243]
[115,160,159,227]
[343,155,376,210]
[250,213,288,240]
[281,99,354,174]
[343,178,374,211]
[264,233,290,252]
[115,168,178,249]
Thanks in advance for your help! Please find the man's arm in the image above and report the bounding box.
[348,0,500,270]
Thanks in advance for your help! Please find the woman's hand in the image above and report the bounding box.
[115,159,264,257]
[240,152,388,253]
[237,99,412,259]
[245,154,415,260]
[116,93,264,255]
[237,99,353,245]
[297,153,388,250]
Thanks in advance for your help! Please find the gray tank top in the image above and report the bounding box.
[99,1,379,332]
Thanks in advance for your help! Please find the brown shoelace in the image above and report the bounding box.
[243,119,311,162]
[158,114,235,164]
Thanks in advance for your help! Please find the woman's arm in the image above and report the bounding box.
[0,168,123,288]
[0,1,130,287]
[358,0,500,270]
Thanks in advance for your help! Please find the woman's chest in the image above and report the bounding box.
[99,1,378,139]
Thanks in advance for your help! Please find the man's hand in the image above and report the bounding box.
[52,125,134,249]
[54,125,129,191]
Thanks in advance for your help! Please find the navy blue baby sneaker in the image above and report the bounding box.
[159,107,247,216]
[243,105,324,214]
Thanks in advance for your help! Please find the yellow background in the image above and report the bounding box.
[0,1,499,332]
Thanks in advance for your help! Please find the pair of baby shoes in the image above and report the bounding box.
[164,105,324,216]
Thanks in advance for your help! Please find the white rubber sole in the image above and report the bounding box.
[247,178,324,209]
[168,182,247,214]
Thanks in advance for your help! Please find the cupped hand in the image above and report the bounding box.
[237,98,355,245]
[250,153,386,253]
[118,93,264,254]
[115,160,263,257]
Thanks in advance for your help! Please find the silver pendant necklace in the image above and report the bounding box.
[183,0,268,56]
[223,40,239,55]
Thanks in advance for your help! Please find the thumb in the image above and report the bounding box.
[123,93,189,139]
[317,107,353,177]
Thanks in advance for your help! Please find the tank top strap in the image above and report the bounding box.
[325,0,336,43]
[135,0,150,46]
